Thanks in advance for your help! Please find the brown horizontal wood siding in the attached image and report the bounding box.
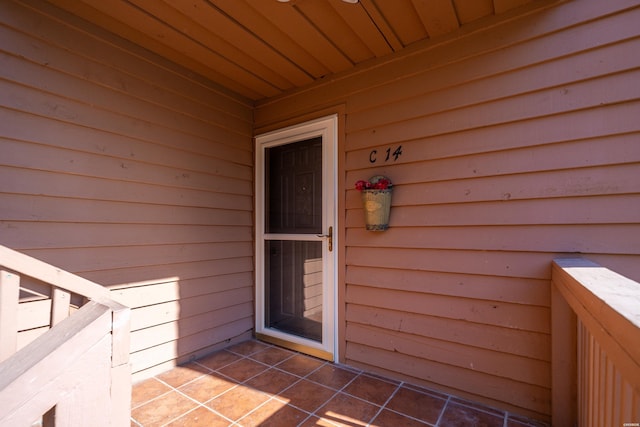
[255,0,640,421]
[0,0,254,379]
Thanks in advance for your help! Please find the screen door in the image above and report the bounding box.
[255,115,337,361]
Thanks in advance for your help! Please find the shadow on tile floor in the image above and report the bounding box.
[131,340,549,427]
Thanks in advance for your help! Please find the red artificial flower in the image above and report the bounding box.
[355,177,392,191]
[355,180,370,191]
[374,178,390,189]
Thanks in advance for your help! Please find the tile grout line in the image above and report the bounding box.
[131,374,206,426]
[373,383,449,426]
[130,378,173,425]
[232,355,326,427]
[296,363,366,427]
[191,354,236,372]
[232,353,334,427]
[209,353,300,426]
[160,352,286,427]
[130,385,174,411]
[234,358,331,427]
[130,343,289,426]
[130,378,204,426]
[234,394,291,427]
[153,371,237,427]
[434,395,452,427]
[302,365,410,426]
[191,344,279,427]
[294,360,345,427]
[366,380,404,426]
[448,396,510,422]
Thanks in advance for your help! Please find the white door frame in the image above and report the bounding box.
[254,115,338,361]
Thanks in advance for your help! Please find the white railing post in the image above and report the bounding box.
[96,297,132,426]
[50,287,71,326]
[0,271,20,363]
[550,281,577,426]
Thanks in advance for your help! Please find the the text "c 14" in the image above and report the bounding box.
[369,146,403,163]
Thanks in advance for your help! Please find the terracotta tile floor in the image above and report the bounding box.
[131,340,548,427]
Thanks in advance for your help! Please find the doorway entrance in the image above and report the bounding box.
[255,115,337,361]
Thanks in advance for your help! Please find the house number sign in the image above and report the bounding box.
[369,145,403,163]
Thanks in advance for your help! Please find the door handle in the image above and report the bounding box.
[317,226,333,252]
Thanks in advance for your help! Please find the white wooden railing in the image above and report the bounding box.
[551,258,640,427]
[0,245,131,426]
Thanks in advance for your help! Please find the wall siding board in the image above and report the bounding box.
[346,132,640,179]
[347,247,558,280]
[348,68,640,139]
[0,82,251,163]
[346,304,550,361]
[346,266,549,306]
[129,316,254,373]
[110,272,252,308]
[345,16,640,120]
[0,167,252,210]
[0,193,252,226]
[0,223,252,249]
[254,0,640,420]
[1,0,254,376]
[128,287,253,331]
[346,99,640,151]
[0,109,252,177]
[80,258,254,289]
[131,330,255,383]
[0,138,252,193]
[129,302,254,353]
[18,246,252,274]
[346,322,551,388]
[1,0,253,122]
[347,101,640,166]
[346,284,550,333]
[346,37,640,129]
[347,225,640,254]
[0,39,251,144]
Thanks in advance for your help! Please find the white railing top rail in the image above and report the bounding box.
[554,258,640,328]
[0,245,108,301]
[552,258,640,386]
[0,301,112,423]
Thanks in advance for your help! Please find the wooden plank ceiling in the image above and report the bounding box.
[45,0,546,101]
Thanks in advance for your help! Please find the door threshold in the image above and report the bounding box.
[255,332,334,362]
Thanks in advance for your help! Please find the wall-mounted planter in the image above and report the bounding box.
[355,176,392,231]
